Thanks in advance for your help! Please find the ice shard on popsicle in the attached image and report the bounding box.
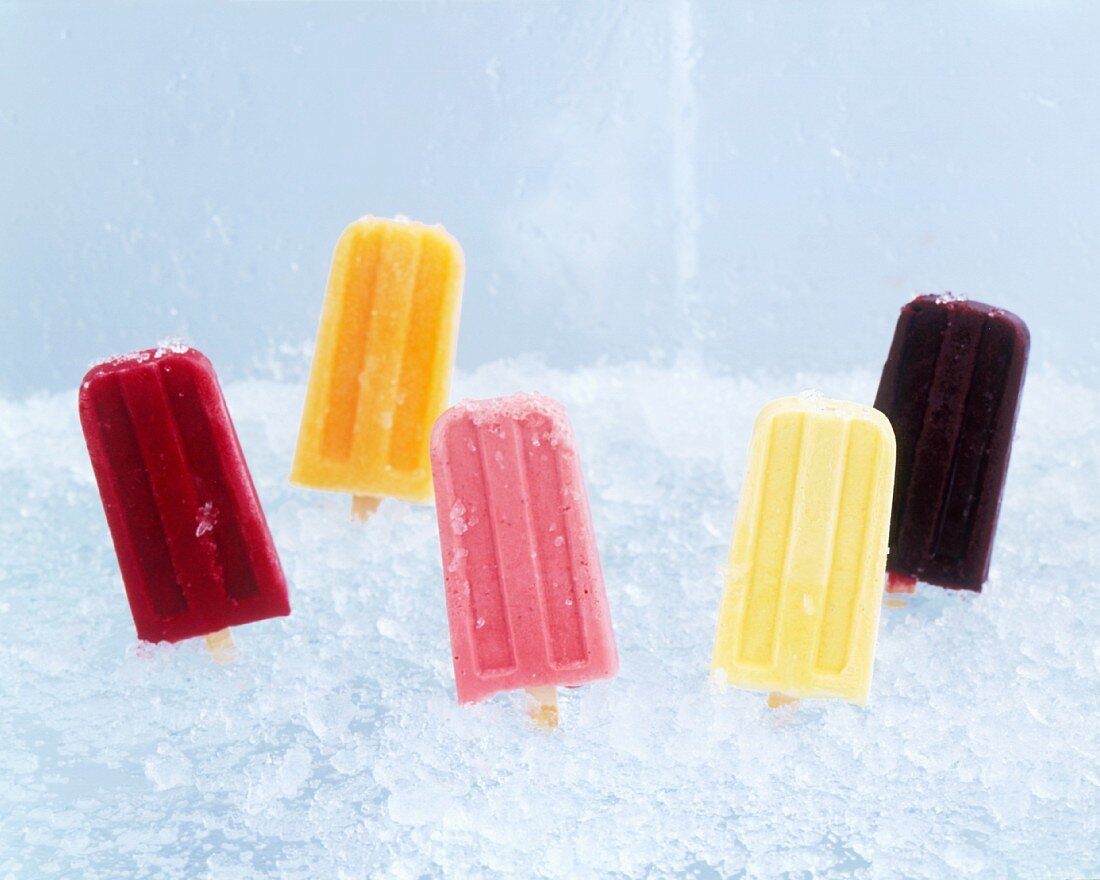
[291,216,464,505]
[430,393,618,703]
[79,346,290,644]
[712,396,896,705]
[874,294,1029,591]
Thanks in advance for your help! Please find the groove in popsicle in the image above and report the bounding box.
[162,361,258,601]
[733,419,779,668]
[352,226,421,477]
[517,416,587,669]
[774,414,808,668]
[93,373,188,618]
[894,311,984,565]
[321,225,382,462]
[125,366,217,619]
[778,412,847,683]
[508,421,553,672]
[461,421,516,675]
[928,317,987,561]
[931,317,1011,563]
[804,420,850,675]
[389,232,453,476]
[814,422,877,676]
[884,305,949,555]
[737,414,804,668]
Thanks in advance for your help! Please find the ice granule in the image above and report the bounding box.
[449,500,468,535]
[153,337,190,358]
[0,358,1096,878]
[195,501,217,537]
[446,547,468,573]
[89,349,151,368]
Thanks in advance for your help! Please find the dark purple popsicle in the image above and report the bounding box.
[874,294,1029,591]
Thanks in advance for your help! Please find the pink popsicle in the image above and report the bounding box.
[430,393,618,705]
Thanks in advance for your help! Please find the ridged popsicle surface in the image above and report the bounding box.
[79,348,290,643]
[874,295,1029,590]
[291,217,464,503]
[712,397,896,704]
[431,393,618,703]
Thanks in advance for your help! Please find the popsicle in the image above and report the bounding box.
[79,345,290,653]
[712,396,896,705]
[874,294,1029,592]
[430,393,618,726]
[291,216,464,517]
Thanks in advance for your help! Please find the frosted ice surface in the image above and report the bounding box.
[451,390,570,431]
[1,360,1097,878]
[448,501,469,536]
[88,339,190,370]
[195,501,218,538]
[153,337,190,359]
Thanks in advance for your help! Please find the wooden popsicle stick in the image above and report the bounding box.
[767,692,799,710]
[351,495,382,521]
[526,686,560,730]
[204,628,238,665]
[884,571,917,608]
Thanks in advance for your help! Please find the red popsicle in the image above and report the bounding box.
[79,345,290,646]
[874,294,1029,592]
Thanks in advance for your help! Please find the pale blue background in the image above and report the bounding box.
[3,7,1100,878]
[3,1,1099,395]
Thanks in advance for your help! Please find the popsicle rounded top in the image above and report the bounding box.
[760,392,898,428]
[898,293,1030,343]
[434,391,572,436]
[713,395,896,705]
[291,216,465,504]
[430,392,618,704]
[79,346,290,644]
[874,294,1029,591]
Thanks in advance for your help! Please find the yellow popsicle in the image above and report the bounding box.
[291,217,464,504]
[712,396,896,705]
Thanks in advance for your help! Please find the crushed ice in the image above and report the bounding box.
[1,358,1096,878]
[195,501,217,537]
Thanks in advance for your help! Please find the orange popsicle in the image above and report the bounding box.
[291,217,464,507]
